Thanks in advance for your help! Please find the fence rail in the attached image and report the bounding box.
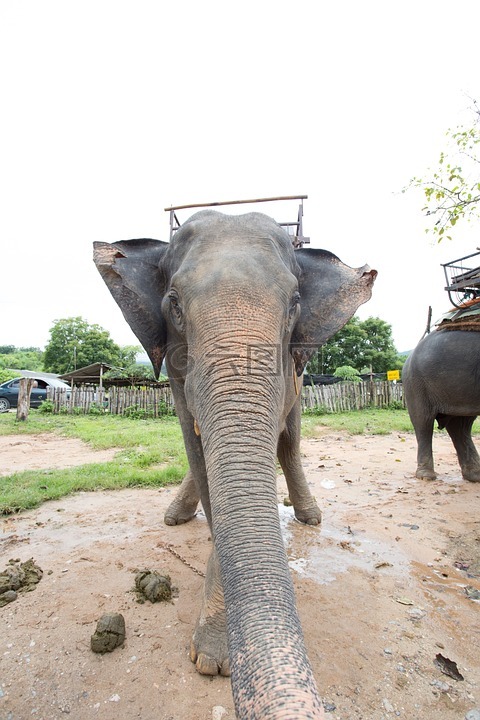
[47,380,403,416]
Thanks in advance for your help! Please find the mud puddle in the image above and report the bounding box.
[279,504,408,584]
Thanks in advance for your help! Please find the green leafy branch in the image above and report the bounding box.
[405,99,480,240]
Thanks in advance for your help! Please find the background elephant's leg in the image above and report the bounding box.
[190,546,229,677]
[277,399,322,525]
[164,469,200,526]
[441,415,480,482]
[413,415,437,480]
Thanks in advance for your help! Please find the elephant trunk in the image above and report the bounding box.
[194,349,323,719]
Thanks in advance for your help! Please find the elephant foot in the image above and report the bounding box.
[415,467,437,481]
[164,472,200,526]
[293,497,322,525]
[164,496,199,526]
[462,470,480,483]
[190,617,230,677]
[293,501,322,526]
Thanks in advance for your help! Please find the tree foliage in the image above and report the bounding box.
[43,317,137,374]
[333,365,361,382]
[307,316,401,375]
[0,368,20,383]
[407,98,480,240]
[0,347,44,373]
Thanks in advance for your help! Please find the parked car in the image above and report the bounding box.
[0,377,71,412]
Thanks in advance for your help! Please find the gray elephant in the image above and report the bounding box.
[403,328,480,482]
[94,210,376,719]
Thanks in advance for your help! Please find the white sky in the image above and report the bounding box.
[1,0,480,355]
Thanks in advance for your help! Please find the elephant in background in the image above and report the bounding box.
[94,210,376,719]
[403,328,480,482]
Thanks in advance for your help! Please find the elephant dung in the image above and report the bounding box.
[0,558,43,607]
[0,590,18,606]
[90,613,126,653]
[134,569,172,603]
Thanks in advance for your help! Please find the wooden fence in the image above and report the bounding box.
[47,380,403,415]
[47,384,175,417]
[301,380,404,413]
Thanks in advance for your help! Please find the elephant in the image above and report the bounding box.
[403,327,480,482]
[93,210,376,719]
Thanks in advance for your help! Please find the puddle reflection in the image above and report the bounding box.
[278,504,408,585]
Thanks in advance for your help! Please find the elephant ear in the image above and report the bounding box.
[292,248,377,375]
[93,239,169,378]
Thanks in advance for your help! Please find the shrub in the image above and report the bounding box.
[38,400,54,414]
[333,365,361,382]
[88,403,106,416]
[157,400,174,416]
[388,400,404,410]
[303,405,330,416]
[123,405,155,420]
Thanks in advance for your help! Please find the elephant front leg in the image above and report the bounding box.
[164,380,203,526]
[164,469,200,525]
[190,547,230,677]
[278,400,322,526]
[166,381,229,674]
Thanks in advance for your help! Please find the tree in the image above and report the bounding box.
[119,345,143,368]
[333,365,361,382]
[0,347,44,372]
[407,98,480,240]
[43,317,128,374]
[359,317,401,373]
[306,316,401,375]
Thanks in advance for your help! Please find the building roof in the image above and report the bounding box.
[58,363,169,388]
[58,363,114,384]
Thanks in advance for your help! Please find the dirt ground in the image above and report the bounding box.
[1,429,480,720]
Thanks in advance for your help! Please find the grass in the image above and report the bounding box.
[301,407,480,436]
[1,407,479,514]
[301,407,416,436]
[0,412,188,514]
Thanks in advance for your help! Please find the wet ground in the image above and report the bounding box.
[1,429,480,719]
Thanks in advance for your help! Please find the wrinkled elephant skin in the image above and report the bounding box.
[94,210,376,719]
[403,329,480,482]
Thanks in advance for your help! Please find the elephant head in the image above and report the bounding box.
[94,210,376,719]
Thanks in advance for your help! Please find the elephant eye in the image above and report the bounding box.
[289,292,301,316]
[286,292,300,332]
[169,291,183,321]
